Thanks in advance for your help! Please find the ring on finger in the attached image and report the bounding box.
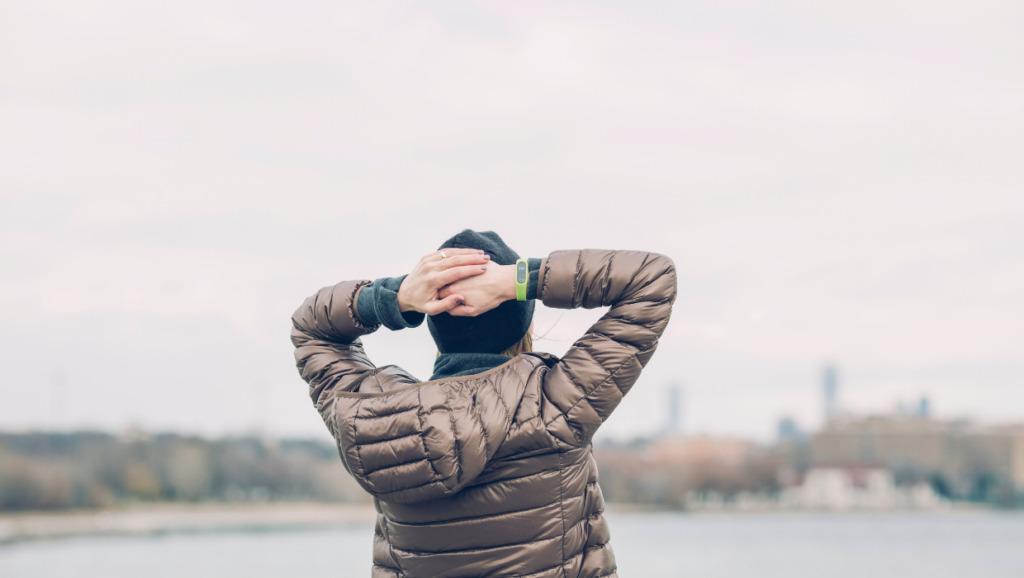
[440,251,448,266]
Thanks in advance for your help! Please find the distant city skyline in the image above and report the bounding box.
[2,0,1022,442]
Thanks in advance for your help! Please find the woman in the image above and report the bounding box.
[291,230,676,578]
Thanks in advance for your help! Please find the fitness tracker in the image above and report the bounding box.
[515,258,528,301]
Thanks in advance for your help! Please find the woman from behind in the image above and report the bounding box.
[291,230,676,578]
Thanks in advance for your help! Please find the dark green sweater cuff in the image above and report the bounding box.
[356,275,425,331]
[527,258,542,300]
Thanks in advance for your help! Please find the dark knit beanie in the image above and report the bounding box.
[427,230,535,354]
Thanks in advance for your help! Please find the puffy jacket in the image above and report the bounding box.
[291,249,676,578]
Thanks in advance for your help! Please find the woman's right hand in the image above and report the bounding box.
[438,262,516,317]
[397,249,490,315]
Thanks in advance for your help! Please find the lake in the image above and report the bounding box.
[1,511,1022,577]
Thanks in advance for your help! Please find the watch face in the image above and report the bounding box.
[517,262,527,283]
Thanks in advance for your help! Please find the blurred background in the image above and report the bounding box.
[1,0,1022,576]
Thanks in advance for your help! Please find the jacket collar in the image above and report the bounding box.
[431,353,512,381]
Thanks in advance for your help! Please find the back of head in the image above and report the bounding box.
[427,230,535,354]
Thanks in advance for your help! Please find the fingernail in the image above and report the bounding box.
[478,250,485,254]
[480,265,488,270]
[483,255,490,260]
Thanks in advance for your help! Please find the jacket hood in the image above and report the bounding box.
[329,357,544,504]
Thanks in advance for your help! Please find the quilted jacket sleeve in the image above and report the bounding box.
[291,280,384,416]
[292,280,523,504]
[537,250,677,447]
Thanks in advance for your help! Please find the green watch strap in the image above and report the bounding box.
[515,258,529,301]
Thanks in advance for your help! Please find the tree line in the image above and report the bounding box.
[0,431,368,511]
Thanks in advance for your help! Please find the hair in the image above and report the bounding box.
[499,331,533,357]
[437,330,533,359]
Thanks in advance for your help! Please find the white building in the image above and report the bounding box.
[781,467,943,511]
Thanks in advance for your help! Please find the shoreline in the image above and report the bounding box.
[0,502,378,545]
[0,501,1007,545]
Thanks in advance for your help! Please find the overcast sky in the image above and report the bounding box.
[1,0,1022,443]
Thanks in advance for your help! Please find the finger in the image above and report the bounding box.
[438,277,472,296]
[440,253,489,270]
[444,248,486,256]
[448,304,478,317]
[435,263,488,286]
[423,294,464,316]
[429,248,485,261]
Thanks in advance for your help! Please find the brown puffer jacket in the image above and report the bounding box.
[292,250,676,578]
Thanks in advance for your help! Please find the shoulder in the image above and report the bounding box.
[352,365,421,395]
[522,351,560,366]
[494,353,559,385]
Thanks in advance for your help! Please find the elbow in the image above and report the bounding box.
[648,252,676,276]
[289,294,318,346]
[643,253,678,304]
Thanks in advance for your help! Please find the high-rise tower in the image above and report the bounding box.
[665,384,683,435]
[822,364,839,423]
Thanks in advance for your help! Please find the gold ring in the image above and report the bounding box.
[440,251,448,261]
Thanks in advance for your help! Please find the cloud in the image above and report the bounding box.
[1,0,1022,440]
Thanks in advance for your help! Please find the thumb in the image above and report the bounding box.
[422,294,464,316]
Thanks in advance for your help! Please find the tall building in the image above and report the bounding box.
[822,364,839,423]
[777,417,804,443]
[664,384,683,435]
[918,396,931,419]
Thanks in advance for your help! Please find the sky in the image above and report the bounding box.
[1,0,1022,443]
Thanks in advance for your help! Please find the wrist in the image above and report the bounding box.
[397,279,416,312]
[501,265,517,301]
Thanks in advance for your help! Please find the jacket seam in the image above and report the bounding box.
[376,479,449,499]
[351,399,367,475]
[378,514,403,576]
[489,440,557,465]
[329,397,340,441]
[600,251,613,306]
[573,342,614,384]
[553,337,657,417]
[465,465,555,489]
[470,386,493,459]
[557,449,567,578]
[361,457,430,477]
[389,533,562,556]
[496,549,587,578]
[600,311,671,327]
[354,432,419,449]
[444,386,464,488]
[417,387,443,482]
[487,378,514,431]
[572,250,583,307]
[580,332,659,358]
[542,347,642,437]
[322,289,342,337]
[616,252,651,306]
[385,498,559,528]
[351,405,417,419]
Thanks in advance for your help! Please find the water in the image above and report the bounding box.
[1,512,1022,577]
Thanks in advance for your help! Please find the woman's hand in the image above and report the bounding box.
[438,262,516,317]
[397,249,490,315]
